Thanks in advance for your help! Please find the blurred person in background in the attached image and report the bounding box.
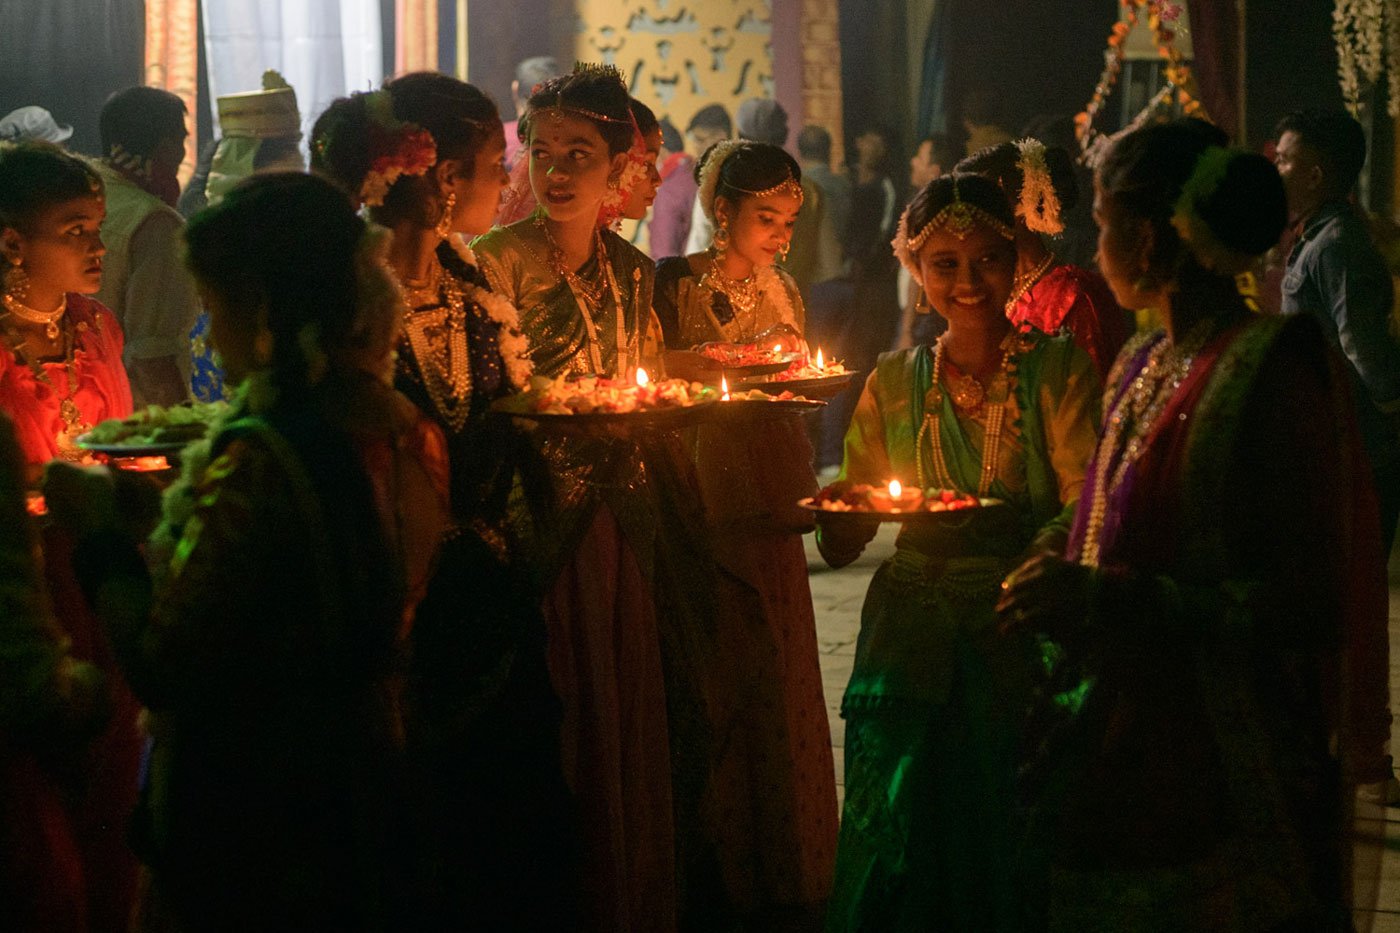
[0,106,73,145]
[93,86,198,406]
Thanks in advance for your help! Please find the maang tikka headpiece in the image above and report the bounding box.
[891,175,1015,281]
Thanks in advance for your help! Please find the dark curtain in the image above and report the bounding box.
[838,0,911,166]
[0,0,144,156]
[915,0,953,137]
[1187,0,1241,141]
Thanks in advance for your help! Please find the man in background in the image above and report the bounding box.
[679,103,734,255]
[93,87,198,406]
[650,116,698,259]
[903,132,958,346]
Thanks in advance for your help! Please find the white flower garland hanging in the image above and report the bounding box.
[447,234,535,389]
[1334,0,1400,117]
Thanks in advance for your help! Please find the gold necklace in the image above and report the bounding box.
[1078,321,1214,567]
[538,216,607,307]
[2,292,66,340]
[699,250,761,321]
[1004,252,1055,313]
[914,334,1019,496]
[1,312,86,454]
[526,218,630,376]
[402,257,475,432]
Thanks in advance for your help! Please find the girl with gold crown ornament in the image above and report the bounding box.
[473,63,722,933]
[0,141,131,476]
[998,119,1382,932]
[314,73,580,929]
[958,139,1131,380]
[652,138,838,926]
[820,172,1100,932]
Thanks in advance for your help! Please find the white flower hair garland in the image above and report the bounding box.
[447,234,534,389]
[696,139,744,222]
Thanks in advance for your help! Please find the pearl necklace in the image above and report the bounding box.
[402,254,475,433]
[1078,321,1214,567]
[3,292,66,340]
[915,334,1019,496]
[1004,252,1055,314]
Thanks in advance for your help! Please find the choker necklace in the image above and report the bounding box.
[1005,252,1055,313]
[700,251,761,318]
[2,292,66,340]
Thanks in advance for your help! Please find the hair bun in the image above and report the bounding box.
[1195,152,1286,258]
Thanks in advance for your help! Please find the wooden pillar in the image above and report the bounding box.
[801,0,844,166]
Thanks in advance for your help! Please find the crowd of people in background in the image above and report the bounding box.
[1,51,1399,933]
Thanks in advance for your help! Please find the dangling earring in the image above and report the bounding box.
[915,289,931,314]
[435,191,457,239]
[777,240,791,263]
[4,258,28,303]
[714,220,730,256]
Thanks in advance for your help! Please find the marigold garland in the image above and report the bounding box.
[1076,0,1207,152]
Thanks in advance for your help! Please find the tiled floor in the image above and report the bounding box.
[806,526,1400,928]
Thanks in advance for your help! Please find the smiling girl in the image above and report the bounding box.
[0,141,131,474]
[818,172,1100,932]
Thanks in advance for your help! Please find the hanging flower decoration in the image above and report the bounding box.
[358,91,437,208]
[598,138,655,230]
[1333,0,1400,118]
[1075,0,1207,153]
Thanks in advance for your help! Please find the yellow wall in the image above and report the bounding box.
[573,0,775,137]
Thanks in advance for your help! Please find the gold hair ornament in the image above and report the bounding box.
[891,177,1014,281]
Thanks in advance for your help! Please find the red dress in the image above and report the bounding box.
[1009,265,1130,380]
[0,294,134,466]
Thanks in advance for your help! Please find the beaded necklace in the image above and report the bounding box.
[526,217,630,375]
[1004,252,1055,313]
[402,254,475,432]
[1078,320,1215,567]
[914,333,1019,496]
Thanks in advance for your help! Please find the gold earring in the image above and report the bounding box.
[915,289,931,314]
[435,191,457,239]
[714,221,730,254]
[4,259,28,302]
[777,241,791,263]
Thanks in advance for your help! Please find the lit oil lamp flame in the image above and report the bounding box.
[721,375,730,401]
[773,343,784,354]
[635,367,650,387]
[815,347,825,370]
[888,479,902,499]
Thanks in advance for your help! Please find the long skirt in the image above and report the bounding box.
[825,636,1024,933]
[542,505,677,933]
